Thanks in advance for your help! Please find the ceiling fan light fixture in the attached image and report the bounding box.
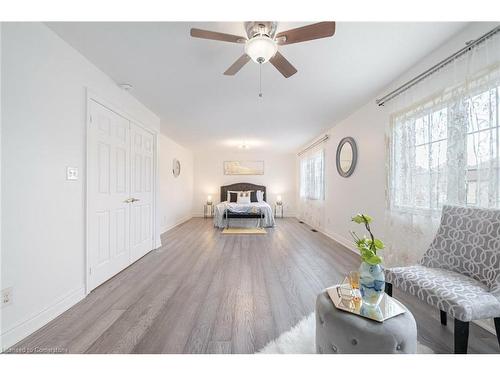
[191,21,336,78]
[244,35,277,64]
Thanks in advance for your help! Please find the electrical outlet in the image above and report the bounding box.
[66,167,79,180]
[1,287,13,307]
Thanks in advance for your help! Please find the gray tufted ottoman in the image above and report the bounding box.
[315,290,417,354]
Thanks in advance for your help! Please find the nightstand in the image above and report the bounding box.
[204,203,214,218]
[274,202,284,218]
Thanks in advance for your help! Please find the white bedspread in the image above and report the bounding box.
[213,201,275,228]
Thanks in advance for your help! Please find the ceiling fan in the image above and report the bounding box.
[190,21,336,78]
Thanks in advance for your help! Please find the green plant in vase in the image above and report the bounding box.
[350,214,385,306]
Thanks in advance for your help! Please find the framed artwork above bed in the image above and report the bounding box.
[223,160,264,175]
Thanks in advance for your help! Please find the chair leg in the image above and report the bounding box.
[494,317,500,350]
[440,310,447,326]
[454,319,469,354]
[384,282,393,297]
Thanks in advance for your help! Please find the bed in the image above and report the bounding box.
[213,183,275,229]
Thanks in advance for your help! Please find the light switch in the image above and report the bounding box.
[66,167,79,180]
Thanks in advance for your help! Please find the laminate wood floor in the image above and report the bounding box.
[10,218,499,354]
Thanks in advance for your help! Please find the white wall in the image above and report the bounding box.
[159,134,193,233]
[193,150,296,217]
[319,101,387,248]
[0,23,161,350]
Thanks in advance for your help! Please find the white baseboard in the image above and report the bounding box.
[1,286,86,352]
[297,218,358,256]
[322,229,358,255]
[160,215,193,234]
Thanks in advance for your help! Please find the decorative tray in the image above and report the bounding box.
[326,284,406,322]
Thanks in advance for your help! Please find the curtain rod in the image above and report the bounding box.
[376,25,500,107]
[297,135,329,156]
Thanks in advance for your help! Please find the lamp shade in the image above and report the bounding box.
[245,36,277,64]
[207,195,212,203]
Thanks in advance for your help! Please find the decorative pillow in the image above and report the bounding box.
[256,190,264,202]
[229,192,238,202]
[250,191,258,203]
[237,191,251,204]
[227,190,239,202]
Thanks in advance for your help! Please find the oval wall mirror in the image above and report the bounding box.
[336,137,357,177]
[172,158,181,178]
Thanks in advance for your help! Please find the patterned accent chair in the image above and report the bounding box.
[384,205,500,354]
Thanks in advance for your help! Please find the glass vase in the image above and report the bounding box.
[359,261,385,306]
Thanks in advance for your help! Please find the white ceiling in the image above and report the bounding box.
[47,22,468,152]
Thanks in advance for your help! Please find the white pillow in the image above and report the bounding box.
[256,190,264,203]
[237,191,251,204]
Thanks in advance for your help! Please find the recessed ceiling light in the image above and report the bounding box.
[223,139,265,149]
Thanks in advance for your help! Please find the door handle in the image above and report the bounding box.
[124,198,141,203]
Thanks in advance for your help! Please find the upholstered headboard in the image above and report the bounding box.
[220,183,266,202]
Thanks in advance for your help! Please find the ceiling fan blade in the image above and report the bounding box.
[275,22,336,45]
[269,51,297,78]
[224,54,251,75]
[190,28,246,44]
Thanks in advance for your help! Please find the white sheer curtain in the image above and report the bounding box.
[298,147,325,229]
[300,149,325,200]
[385,31,500,267]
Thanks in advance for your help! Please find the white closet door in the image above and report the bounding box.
[88,100,131,291]
[129,122,154,262]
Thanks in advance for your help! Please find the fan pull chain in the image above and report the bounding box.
[259,62,263,98]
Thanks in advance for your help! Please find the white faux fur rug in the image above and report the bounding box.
[258,313,434,354]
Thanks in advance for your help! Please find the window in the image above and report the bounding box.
[390,72,500,213]
[465,88,499,207]
[300,149,325,200]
